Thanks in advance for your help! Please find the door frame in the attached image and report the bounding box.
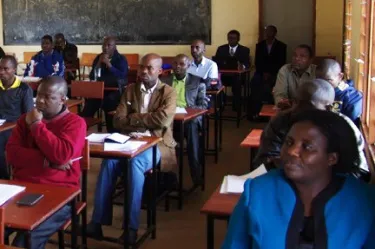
[258,0,316,52]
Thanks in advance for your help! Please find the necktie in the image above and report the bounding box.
[230,47,235,56]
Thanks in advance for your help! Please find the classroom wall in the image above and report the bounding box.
[315,0,344,64]
[0,0,259,62]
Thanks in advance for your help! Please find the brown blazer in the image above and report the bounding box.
[113,80,177,171]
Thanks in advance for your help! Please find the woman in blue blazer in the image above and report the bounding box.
[222,109,375,249]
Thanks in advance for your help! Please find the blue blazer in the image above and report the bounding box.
[222,169,375,249]
[24,50,65,78]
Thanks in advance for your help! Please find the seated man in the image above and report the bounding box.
[54,33,78,85]
[215,30,250,69]
[316,58,363,125]
[86,54,177,244]
[187,39,219,88]
[6,76,86,248]
[273,44,316,109]
[24,35,65,78]
[163,54,208,184]
[253,79,368,175]
[249,25,287,119]
[81,36,128,132]
[0,55,34,179]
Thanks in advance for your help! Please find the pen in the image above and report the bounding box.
[71,157,83,162]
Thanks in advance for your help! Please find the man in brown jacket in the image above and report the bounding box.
[86,53,177,244]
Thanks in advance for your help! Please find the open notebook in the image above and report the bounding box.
[86,133,130,144]
[0,184,25,206]
[220,165,267,194]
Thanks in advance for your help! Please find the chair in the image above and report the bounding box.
[80,53,98,80]
[65,58,81,81]
[57,139,90,249]
[123,53,139,68]
[71,81,104,131]
[161,56,174,65]
[22,52,38,64]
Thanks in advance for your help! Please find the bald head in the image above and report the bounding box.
[39,76,68,97]
[191,39,206,62]
[296,79,335,110]
[139,53,163,88]
[316,59,343,88]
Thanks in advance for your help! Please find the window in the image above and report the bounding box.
[344,0,352,76]
[366,0,375,143]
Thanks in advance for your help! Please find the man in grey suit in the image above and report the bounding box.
[162,54,208,185]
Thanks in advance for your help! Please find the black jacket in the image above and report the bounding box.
[255,39,287,75]
[215,44,250,68]
[55,41,78,65]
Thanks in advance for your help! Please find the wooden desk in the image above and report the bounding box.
[219,69,251,128]
[66,99,83,114]
[206,86,225,163]
[259,104,278,118]
[0,122,16,133]
[89,136,161,249]
[2,180,80,249]
[240,129,263,170]
[173,108,208,210]
[200,187,240,249]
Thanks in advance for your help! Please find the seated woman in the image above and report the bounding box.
[24,35,64,78]
[222,109,375,249]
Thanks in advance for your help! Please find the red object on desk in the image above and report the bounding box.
[240,129,263,148]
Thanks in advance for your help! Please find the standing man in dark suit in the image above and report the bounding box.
[163,54,208,185]
[248,25,287,120]
[80,36,128,132]
[215,30,250,69]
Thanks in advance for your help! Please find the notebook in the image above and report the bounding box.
[86,133,131,144]
[0,184,26,206]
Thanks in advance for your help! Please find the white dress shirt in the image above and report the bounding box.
[140,81,159,114]
[187,56,219,80]
[229,44,239,55]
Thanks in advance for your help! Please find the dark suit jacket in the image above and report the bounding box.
[255,39,287,75]
[215,44,250,69]
[162,73,208,110]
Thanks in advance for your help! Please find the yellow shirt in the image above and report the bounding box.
[0,77,21,90]
[172,75,187,107]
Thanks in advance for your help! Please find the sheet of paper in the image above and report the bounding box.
[0,184,25,206]
[0,119,6,126]
[219,176,228,194]
[176,107,187,114]
[239,164,267,180]
[86,133,111,143]
[106,133,131,144]
[104,141,147,152]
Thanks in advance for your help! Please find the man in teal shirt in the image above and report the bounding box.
[163,54,208,185]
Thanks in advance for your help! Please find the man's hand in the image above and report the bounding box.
[51,160,72,171]
[277,98,292,110]
[101,54,111,67]
[26,108,43,126]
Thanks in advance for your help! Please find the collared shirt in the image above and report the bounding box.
[172,75,187,107]
[229,44,239,56]
[0,77,21,90]
[187,56,219,80]
[266,40,275,54]
[140,81,159,113]
[273,63,316,104]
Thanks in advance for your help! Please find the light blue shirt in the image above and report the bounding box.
[187,56,219,80]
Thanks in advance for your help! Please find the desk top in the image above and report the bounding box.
[219,69,251,74]
[66,99,83,108]
[174,108,208,122]
[0,246,22,249]
[240,129,263,148]
[2,180,80,231]
[200,187,240,216]
[0,122,16,133]
[259,104,278,117]
[206,86,225,95]
[90,136,162,159]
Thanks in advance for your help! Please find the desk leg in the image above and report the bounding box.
[25,231,31,249]
[250,147,257,171]
[201,115,206,191]
[219,91,223,151]
[207,215,214,249]
[214,94,219,163]
[152,145,157,239]
[236,73,241,128]
[123,158,130,249]
[178,122,184,210]
[70,198,78,249]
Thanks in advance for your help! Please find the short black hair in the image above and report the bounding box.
[296,44,314,58]
[54,33,65,40]
[42,35,53,43]
[227,30,240,38]
[266,25,277,33]
[289,109,360,174]
[1,55,17,69]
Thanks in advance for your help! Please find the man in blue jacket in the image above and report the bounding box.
[24,35,65,78]
[81,36,128,132]
[316,59,363,125]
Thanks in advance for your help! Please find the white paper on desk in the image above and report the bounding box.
[86,133,111,143]
[176,107,187,114]
[104,141,147,152]
[105,133,131,144]
[0,119,6,126]
[0,184,25,206]
[129,130,152,137]
[20,76,41,83]
[220,164,267,194]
